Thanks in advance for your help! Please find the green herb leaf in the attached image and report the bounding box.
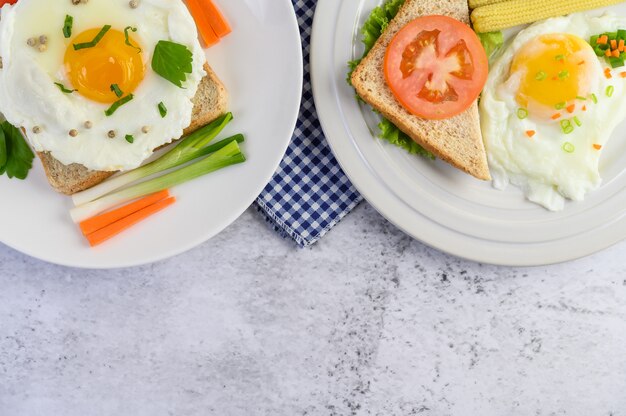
[151,40,193,88]
[125,134,134,144]
[124,26,141,53]
[478,31,504,60]
[63,15,73,39]
[158,102,167,118]
[105,94,134,116]
[110,84,123,97]
[0,121,34,180]
[0,126,6,173]
[73,25,111,50]
[54,82,76,94]
[378,118,434,159]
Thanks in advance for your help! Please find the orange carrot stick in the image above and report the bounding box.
[186,0,220,47]
[200,0,232,38]
[611,39,617,49]
[86,197,176,247]
[598,35,608,45]
[79,190,170,236]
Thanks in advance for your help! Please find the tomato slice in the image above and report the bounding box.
[384,15,488,120]
[0,0,18,6]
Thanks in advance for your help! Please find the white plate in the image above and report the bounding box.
[0,0,302,269]
[311,0,626,266]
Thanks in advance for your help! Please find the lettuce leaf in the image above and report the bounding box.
[0,121,34,180]
[347,0,434,160]
[478,31,504,61]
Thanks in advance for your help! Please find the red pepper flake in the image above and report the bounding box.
[566,104,576,113]
[578,61,585,65]
[551,113,562,120]
[621,72,626,78]
[582,105,587,111]
[526,130,536,138]
[593,144,603,150]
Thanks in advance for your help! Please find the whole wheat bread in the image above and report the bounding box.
[38,62,228,195]
[351,0,491,180]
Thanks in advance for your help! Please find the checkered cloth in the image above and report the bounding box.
[254,0,362,247]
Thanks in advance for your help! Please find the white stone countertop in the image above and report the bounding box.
[1,202,625,416]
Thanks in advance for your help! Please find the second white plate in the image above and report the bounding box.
[311,0,626,266]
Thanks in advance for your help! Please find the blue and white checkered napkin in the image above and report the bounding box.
[254,0,362,247]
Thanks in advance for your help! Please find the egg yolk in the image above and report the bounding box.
[510,34,595,116]
[64,28,145,104]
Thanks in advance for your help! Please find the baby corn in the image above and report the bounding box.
[471,0,626,33]
[468,0,508,9]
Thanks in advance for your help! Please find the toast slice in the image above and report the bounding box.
[351,0,491,180]
[38,62,228,195]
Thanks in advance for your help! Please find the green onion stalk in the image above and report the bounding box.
[72,113,236,207]
[70,141,245,223]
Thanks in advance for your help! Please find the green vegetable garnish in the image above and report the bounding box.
[591,93,598,104]
[517,108,528,119]
[72,113,239,206]
[345,0,433,160]
[125,134,134,144]
[573,116,582,127]
[606,85,615,97]
[576,96,587,101]
[562,142,575,153]
[558,70,569,80]
[63,15,73,39]
[555,54,565,61]
[560,119,574,134]
[54,82,76,94]
[0,121,34,180]
[73,25,111,50]
[70,114,245,221]
[158,102,167,118]
[535,71,547,81]
[151,40,193,88]
[110,84,123,98]
[124,26,141,53]
[555,102,566,110]
[478,31,504,60]
[105,94,134,116]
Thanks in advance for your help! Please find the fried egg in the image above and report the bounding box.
[0,0,206,171]
[480,13,626,211]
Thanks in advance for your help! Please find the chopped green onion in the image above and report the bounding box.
[71,113,235,206]
[70,141,246,223]
[560,119,571,129]
[576,96,587,101]
[558,70,570,80]
[63,15,73,39]
[563,125,574,134]
[562,142,575,153]
[110,84,123,98]
[158,102,167,118]
[573,116,582,127]
[555,102,566,110]
[517,108,528,119]
[104,94,134,116]
[535,71,547,81]
[591,93,598,104]
[125,134,134,144]
[54,82,76,94]
[555,54,565,61]
[73,25,111,50]
[124,26,141,53]
[606,85,615,97]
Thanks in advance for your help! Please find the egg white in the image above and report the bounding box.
[480,13,626,211]
[0,0,206,171]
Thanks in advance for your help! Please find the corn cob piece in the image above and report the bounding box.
[468,0,508,9]
[471,0,626,33]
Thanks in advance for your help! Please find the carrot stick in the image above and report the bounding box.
[186,0,220,47]
[86,196,176,247]
[79,190,170,236]
[200,0,232,38]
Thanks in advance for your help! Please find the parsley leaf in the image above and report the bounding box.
[63,15,73,39]
[158,102,167,118]
[151,40,193,88]
[0,121,34,180]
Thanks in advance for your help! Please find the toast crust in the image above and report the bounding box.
[38,62,228,195]
[351,0,491,181]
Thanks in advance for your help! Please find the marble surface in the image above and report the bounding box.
[1,202,625,416]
